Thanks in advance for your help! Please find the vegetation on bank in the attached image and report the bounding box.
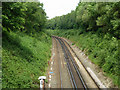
[2,31,51,88]
[2,2,52,88]
[46,2,120,87]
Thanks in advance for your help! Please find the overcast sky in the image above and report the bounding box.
[39,0,79,19]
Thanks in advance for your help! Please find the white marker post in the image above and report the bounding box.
[38,76,46,90]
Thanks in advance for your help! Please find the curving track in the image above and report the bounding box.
[52,36,100,89]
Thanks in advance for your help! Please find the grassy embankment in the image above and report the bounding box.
[2,31,52,88]
[51,29,119,87]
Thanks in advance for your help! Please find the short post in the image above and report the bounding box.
[38,76,46,90]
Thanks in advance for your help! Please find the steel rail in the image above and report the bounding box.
[57,37,88,89]
[53,36,77,88]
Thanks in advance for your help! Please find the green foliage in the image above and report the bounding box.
[53,29,119,87]
[46,11,76,29]
[2,31,51,88]
[2,2,51,88]
[2,2,46,33]
[47,2,120,39]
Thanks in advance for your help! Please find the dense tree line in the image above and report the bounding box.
[46,2,120,39]
[2,2,46,33]
[46,11,76,29]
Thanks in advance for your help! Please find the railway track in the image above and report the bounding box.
[53,36,99,89]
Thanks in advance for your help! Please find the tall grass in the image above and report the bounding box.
[2,31,52,88]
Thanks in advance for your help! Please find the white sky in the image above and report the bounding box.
[39,0,79,19]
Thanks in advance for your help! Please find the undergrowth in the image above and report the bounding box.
[2,31,52,88]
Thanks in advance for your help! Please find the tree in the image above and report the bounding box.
[2,2,47,33]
